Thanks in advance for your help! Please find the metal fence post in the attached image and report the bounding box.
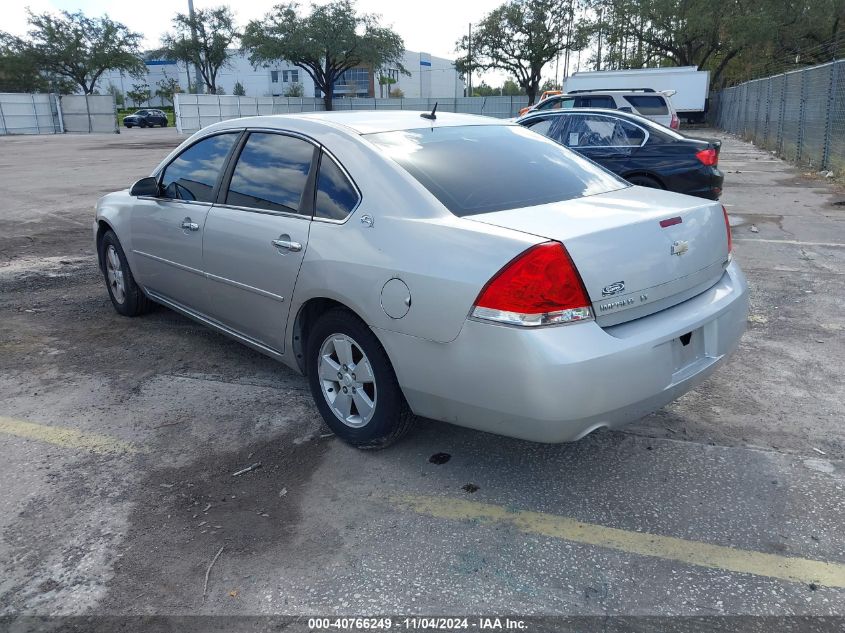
[237,96,242,118]
[777,79,787,155]
[822,62,838,170]
[763,79,772,148]
[797,70,808,162]
[218,95,223,121]
[55,94,64,134]
[31,93,41,134]
[0,97,6,135]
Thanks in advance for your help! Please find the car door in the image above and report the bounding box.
[201,131,318,352]
[129,132,240,313]
[557,113,647,174]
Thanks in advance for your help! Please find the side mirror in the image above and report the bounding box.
[130,176,161,197]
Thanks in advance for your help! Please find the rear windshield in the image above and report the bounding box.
[623,95,669,115]
[366,125,626,216]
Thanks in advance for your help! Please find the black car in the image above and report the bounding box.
[123,109,168,128]
[518,108,723,200]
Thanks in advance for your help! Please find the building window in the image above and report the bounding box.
[282,70,300,84]
[271,71,279,83]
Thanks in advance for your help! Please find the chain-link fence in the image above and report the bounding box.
[175,94,531,135]
[711,60,843,174]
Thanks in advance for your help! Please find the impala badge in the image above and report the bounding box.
[602,281,625,296]
[671,240,689,256]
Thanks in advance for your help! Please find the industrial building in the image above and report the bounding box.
[98,49,465,106]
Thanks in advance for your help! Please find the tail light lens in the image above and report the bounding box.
[472,242,593,327]
[722,205,732,255]
[696,148,718,166]
[670,113,680,129]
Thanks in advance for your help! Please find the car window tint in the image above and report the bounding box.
[563,115,645,148]
[160,133,238,203]
[580,96,614,108]
[624,95,669,115]
[315,153,360,220]
[226,133,315,213]
[523,117,554,136]
[367,125,625,217]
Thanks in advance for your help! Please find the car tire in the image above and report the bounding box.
[139,121,147,128]
[627,175,664,189]
[306,308,415,449]
[125,123,132,128]
[100,230,152,317]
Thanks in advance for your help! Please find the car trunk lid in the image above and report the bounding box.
[468,186,730,326]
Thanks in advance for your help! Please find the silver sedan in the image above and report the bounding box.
[94,111,748,448]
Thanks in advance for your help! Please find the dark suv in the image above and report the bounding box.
[123,109,168,128]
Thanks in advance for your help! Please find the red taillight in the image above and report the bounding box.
[722,205,732,255]
[696,148,718,166]
[670,113,680,130]
[472,242,593,327]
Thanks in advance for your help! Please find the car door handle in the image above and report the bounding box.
[271,237,302,252]
[181,218,199,231]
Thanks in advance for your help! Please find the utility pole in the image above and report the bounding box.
[595,8,603,71]
[187,0,203,93]
[467,23,472,97]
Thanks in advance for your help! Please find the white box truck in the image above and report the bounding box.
[564,66,711,123]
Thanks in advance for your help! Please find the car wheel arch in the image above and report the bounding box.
[292,297,389,375]
[624,171,666,188]
[96,219,117,273]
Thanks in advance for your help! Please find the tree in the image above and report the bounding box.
[389,87,404,98]
[285,82,304,97]
[233,81,246,96]
[161,6,238,94]
[155,76,181,106]
[472,81,499,97]
[457,0,589,105]
[9,10,145,94]
[378,74,397,98]
[0,33,62,92]
[127,82,150,108]
[501,78,526,95]
[540,78,561,92]
[243,0,408,111]
[106,83,125,107]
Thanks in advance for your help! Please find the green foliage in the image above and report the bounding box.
[284,82,304,97]
[388,87,404,98]
[161,6,239,94]
[456,0,589,104]
[502,78,526,95]
[586,0,844,86]
[127,82,150,108]
[472,81,499,97]
[540,78,561,92]
[243,0,408,110]
[154,76,181,106]
[1,10,144,94]
[106,83,125,107]
[233,81,246,96]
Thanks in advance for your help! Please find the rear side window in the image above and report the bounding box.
[160,133,238,202]
[367,125,625,217]
[564,114,647,147]
[536,97,575,111]
[624,95,669,115]
[315,153,360,220]
[226,132,315,213]
[578,96,615,108]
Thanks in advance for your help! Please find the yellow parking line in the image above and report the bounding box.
[392,494,845,588]
[0,416,139,455]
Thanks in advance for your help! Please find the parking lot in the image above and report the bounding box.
[1,126,844,618]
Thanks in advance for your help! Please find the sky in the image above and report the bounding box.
[6,0,585,87]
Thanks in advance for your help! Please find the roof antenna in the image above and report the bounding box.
[420,102,438,120]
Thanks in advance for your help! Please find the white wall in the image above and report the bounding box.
[97,49,464,105]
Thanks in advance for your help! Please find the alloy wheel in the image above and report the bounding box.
[105,245,126,304]
[317,333,377,428]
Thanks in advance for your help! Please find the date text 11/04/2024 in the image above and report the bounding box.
[308,617,528,630]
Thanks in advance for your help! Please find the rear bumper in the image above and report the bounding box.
[376,261,748,443]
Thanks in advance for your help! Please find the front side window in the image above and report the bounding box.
[160,133,238,202]
[579,96,615,109]
[367,125,625,217]
[314,153,360,220]
[563,115,646,148]
[225,132,315,213]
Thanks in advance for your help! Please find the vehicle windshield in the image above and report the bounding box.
[366,124,627,217]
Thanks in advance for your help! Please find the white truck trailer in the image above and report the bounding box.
[564,66,711,123]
